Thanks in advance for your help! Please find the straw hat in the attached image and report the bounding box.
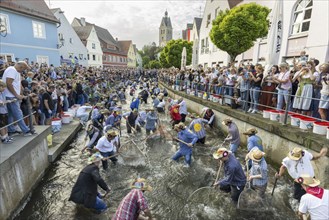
[130,178,153,192]
[213,147,231,159]
[243,128,258,135]
[106,130,118,137]
[288,147,304,161]
[100,109,110,115]
[222,118,233,126]
[248,149,265,162]
[88,152,104,164]
[95,103,103,107]
[296,174,320,187]
[174,122,186,130]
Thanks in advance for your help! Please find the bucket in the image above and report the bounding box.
[209,95,213,102]
[198,92,203,98]
[62,114,71,124]
[313,122,329,135]
[290,114,302,127]
[212,95,219,103]
[63,112,74,121]
[299,117,317,130]
[263,110,272,118]
[270,110,280,122]
[186,89,191,94]
[190,91,195,96]
[47,134,53,147]
[327,127,329,139]
[171,85,175,90]
[51,118,62,133]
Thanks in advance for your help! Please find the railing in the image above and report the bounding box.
[160,77,329,126]
[0,111,36,131]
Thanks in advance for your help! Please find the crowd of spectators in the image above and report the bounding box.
[160,53,329,121]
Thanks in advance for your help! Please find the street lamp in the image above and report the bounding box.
[57,34,65,49]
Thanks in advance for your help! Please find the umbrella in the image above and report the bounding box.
[181,47,186,70]
[265,0,283,72]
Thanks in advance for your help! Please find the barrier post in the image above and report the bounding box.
[283,89,292,125]
[245,87,250,113]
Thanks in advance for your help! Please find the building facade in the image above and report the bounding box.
[197,0,329,67]
[159,11,173,47]
[182,23,193,42]
[51,8,88,66]
[118,40,136,68]
[0,0,60,65]
[191,17,202,68]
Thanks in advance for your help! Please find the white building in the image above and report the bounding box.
[191,17,202,69]
[51,8,88,66]
[197,0,329,67]
[72,18,103,67]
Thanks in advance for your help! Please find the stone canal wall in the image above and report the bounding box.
[160,82,329,188]
[0,126,51,220]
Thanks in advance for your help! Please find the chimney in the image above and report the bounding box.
[80,17,86,26]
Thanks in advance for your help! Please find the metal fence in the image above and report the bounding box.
[160,77,329,127]
[0,111,36,131]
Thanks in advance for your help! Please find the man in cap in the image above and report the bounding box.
[188,113,209,144]
[123,108,141,134]
[95,130,119,170]
[69,152,111,213]
[81,123,102,155]
[178,97,188,122]
[145,108,158,135]
[243,128,264,152]
[246,148,268,197]
[275,147,327,201]
[172,122,198,168]
[222,118,240,155]
[297,174,328,220]
[213,148,246,204]
[113,178,153,220]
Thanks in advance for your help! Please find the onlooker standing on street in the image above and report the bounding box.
[0,81,14,143]
[42,84,55,125]
[274,62,292,111]
[2,61,34,136]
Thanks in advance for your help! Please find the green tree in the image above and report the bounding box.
[159,39,192,68]
[148,60,162,69]
[210,3,270,63]
[142,55,150,68]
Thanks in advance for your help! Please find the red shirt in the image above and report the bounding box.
[170,105,181,121]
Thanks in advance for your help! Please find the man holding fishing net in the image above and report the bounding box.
[212,147,246,205]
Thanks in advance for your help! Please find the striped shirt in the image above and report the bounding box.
[112,189,149,220]
[188,118,208,139]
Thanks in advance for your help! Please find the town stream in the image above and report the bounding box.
[14,96,299,220]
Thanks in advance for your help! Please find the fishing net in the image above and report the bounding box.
[237,182,268,212]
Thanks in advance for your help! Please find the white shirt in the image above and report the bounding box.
[76,106,92,116]
[282,150,314,179]
[299,189,329,220]
[2,66,21,98]
[157,100,166,108]
[95,136,117,153]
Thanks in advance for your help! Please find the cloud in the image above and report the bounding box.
[47,0,205,48]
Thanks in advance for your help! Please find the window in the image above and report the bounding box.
[215,7,220,18]
[69,38,73,44]
[37,56,49,65]
[92,43,96,49]
[291,0,313,35]
[206,14,211,28]
[92,55,96,61]
[0,13,11,34]
[32,21,46,38]
[0,54,14,62]
[87,54,90,60]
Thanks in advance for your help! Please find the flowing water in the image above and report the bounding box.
[14,98,299,220]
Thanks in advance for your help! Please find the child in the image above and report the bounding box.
[0,81,14,144]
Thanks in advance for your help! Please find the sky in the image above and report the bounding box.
[46,0,205,49]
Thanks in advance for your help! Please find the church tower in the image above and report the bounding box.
[159,10,173,47]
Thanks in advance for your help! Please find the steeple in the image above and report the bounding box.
[165,10,168,17]
[159,10,173,47]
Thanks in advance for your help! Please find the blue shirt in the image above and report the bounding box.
[177,129,198,154]
[130,98,140,110]
[153,98,160,108]
[219,154,246,187]
[247,135,263,152]
[145,112,158,130]
[105,114,121,127]
[188,118,208,139]
[250,157,268,186]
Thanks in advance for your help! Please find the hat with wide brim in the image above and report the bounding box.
[174,122,186,130]
[248,148,265,162]
[243,128,258,135]
[106,130,119,137]
[288,147,303,161]
[222,118,233,126]
[296,174,321,187]
[130,178,153,192]
[213,147,231,159]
